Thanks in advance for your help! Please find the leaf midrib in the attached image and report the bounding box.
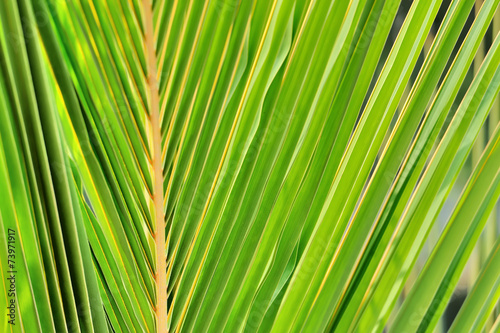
[142,0,167,331]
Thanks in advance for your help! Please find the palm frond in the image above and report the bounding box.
[2,0,500,332]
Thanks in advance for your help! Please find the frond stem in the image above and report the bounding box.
[143,0,167,331]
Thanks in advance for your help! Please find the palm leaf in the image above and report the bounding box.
[2,0,500,332]
[0,0,106,330]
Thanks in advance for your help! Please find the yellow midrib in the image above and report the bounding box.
[142,0,167,331]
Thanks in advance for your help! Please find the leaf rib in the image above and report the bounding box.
[142,0,167,331]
